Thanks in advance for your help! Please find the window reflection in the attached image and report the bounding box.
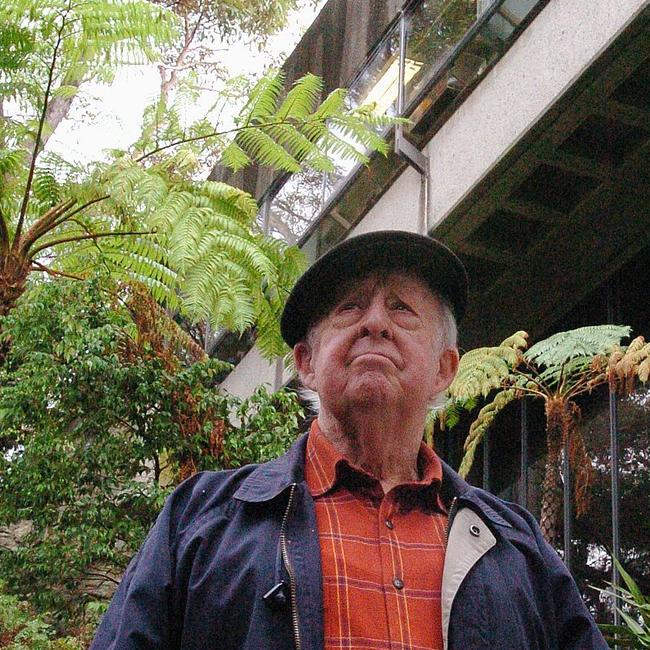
[405,0,479,108]
[322,25,401,206]
[404,0,540,125]
[265,0,545,249]
[299,213,347,265]
[268,170,325,243]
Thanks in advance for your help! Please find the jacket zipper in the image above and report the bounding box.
[444,496,459,548]
[280,483,301,650]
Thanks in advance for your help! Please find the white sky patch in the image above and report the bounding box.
[46,1,328,165]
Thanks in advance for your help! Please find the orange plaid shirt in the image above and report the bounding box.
[305,420,448,650]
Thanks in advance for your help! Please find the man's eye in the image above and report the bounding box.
[393,302,412,312]
[340,302,359,311]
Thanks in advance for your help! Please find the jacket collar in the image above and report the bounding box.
[233,433,309,502]
[234,431,511,529]
[440,459,512,529]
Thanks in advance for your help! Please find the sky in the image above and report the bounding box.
[46,1,328,165]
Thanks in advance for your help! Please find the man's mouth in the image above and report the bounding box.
[349,351,400,368]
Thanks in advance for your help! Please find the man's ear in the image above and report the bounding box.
[429,347,460,399]
[294,341,316,391]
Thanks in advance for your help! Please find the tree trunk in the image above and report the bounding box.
[0,253,30,363]
[539,398,565,545]
[0,253,29,317]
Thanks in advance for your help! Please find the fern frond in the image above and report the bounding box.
[236,127,301,172]
[32,170,61,207]
[500,330,529,350]
[449,343,522,401]
[276,73,322,120]
[535,356,595,390]
[219,141,251,172]
[312,88,347,119]
[239,72,285,126]
[458,389,517,478]
[429,396,477,432]
[525,325,631,368]
[609,336,650,393]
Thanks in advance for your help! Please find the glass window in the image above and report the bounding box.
[322,24,401,205]
[617,388,650,596]
[268,169,325,243]
[347,24,401,116]
[404,0,542,123]
[299,212,347,265]
[404,0,479,109]
[570,388,615,624]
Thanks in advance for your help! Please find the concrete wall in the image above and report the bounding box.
[220,346,277,397]
[350,164,423,235]
[424,0,648,231]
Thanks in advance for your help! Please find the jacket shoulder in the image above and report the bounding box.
[163,464,259,541]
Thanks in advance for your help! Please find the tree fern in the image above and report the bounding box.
[458,388,518,478]
[448,330,528,400]
[219,72,397,174]
[1,0,399,363]
[436,325,648,544]
[525,324,631,367]
[276,73,324,121]
[609,335,650,392]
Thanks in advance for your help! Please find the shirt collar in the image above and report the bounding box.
[305,419,444,500]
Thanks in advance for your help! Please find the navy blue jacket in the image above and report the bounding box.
[91,433,608,649]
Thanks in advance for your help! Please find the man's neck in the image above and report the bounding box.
[316,407,426,494]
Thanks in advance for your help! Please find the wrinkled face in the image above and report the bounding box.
[294,271,458,419]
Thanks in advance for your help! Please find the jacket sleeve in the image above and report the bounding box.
[518,506,609,649]
[542,542,609,648]
[89,494,177,649]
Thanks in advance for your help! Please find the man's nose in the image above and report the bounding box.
[358,300,392,339]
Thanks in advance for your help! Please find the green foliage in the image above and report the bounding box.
[0,583,93,648]
[0,0,177,121]
[436,325,639,480]
[1,0,395,358]
[221,73,395,174]
[457,388,518,477]
[596,559,650,648]
[525,325,632,369]
[448,330,527,400]
[0,278,304,631]
[223,386,305,468]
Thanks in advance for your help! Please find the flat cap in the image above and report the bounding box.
[280,230,468,347]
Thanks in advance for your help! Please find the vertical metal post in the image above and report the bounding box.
[273,358,284,392]
[397,11,407,118]
[520,398,528,508]
[483,429,490,492]
[419,154,429,235]
[607,280,621,637]
[563,444,572,570]
[261,197,271,235]
[395,8,429,234]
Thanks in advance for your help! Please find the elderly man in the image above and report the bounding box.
[92,231,607,649]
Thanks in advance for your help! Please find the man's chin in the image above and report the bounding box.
[345,374,395,406]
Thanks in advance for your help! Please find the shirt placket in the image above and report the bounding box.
[378,494,411,650]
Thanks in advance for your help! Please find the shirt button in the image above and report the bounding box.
[385,519,394,529]
[393,577,404,590]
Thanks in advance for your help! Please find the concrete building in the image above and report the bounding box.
[215,0,650,623]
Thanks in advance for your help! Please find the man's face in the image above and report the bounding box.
[294,271,458,419]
